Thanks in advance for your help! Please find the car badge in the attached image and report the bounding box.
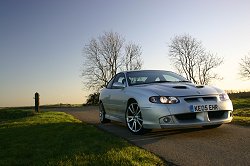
[197,91,201,94]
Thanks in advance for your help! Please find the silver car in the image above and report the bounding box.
[99,70,233,134]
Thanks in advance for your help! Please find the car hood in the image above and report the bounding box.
[132,83,223,96]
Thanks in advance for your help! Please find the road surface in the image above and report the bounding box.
[56,107,250,166]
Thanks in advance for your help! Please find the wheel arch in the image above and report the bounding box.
[127,98,137,107]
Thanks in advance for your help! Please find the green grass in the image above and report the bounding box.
[232,116,250,126]
[231,98,250,126]
[0,108,165,166]
[231,97,250,109]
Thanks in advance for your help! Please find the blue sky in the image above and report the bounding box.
[1,0,250,106]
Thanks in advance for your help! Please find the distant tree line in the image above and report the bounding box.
[85,93,99,105]
[227,91,250,99]
[82,31,249,105]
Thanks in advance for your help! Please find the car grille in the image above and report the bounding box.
[184,96,217,103]
[208,111,226,120]
[175,113,196,121]
[174,111,228,123]
[184,98,199,102]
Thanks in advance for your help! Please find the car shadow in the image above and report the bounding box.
[130,128,205,145]
[97,121,206,146]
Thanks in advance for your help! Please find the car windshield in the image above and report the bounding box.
[126,70,190,86]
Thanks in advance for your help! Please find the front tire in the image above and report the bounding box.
[125,102,145,134]
[99,103,110,123]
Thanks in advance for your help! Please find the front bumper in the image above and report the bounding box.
[140,96,233,129]
[159,111,233,128]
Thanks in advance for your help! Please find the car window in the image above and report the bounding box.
[128,73,166,85]
[126,70,189,86]
[106,76,115,89]
[111,73,126,89]
[163,74,180,82]
[129,77,147,85]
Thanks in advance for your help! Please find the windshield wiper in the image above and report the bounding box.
[149,81,173,83]
[175,80,191,83]
[132,80,191,85]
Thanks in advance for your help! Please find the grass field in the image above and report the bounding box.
[0,96,248,165]
[231,97,250,126]
[0,108,165,166]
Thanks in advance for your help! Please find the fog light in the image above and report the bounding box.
[163,116,171,123]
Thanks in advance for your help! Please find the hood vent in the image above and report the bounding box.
[172,86,188,89]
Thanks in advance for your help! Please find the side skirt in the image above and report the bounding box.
[106,114,125,123]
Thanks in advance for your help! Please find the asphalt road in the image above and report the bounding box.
[61,107,250,166]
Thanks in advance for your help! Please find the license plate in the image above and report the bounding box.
[190,104,218,112]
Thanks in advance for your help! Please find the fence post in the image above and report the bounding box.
[34,92,40,112]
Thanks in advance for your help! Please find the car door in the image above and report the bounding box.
[108,73,127,119]
[100,76,115,115]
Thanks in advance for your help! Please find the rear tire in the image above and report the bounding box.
[202,124,222,129]
[99,103,110,123]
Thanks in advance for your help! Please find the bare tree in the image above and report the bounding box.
[124,43,143,71]
[82,31,143,90]
[239,52,250,79]
[168,34,223,85]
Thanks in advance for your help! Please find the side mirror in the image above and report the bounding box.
[112,82,126,89]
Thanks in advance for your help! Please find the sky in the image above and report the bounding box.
[1,0,250,107]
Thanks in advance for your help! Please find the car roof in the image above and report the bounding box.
[120,70,170,74]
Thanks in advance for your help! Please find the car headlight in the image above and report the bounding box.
[149,96,179,104]
[219,93,230,101]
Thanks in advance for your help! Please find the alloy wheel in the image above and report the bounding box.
[126,102,143,133]
[99,103,110,123]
